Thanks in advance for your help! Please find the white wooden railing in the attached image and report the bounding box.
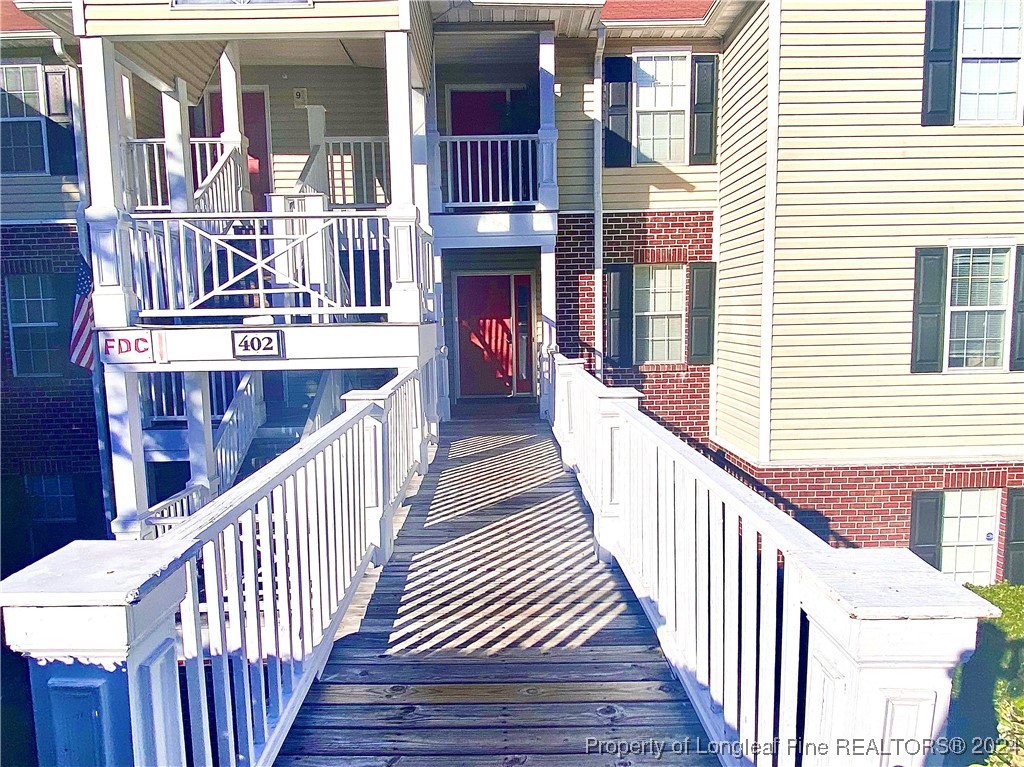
[144,370,242,423]
[147,483,211,537]
[215,371,266,489]
[549,355,998,767]
[124,137,235,211]
[0,361,437,767]
[324,136,390,206]
[438,134,539,207]
[128,210,391,321]
[302,370,347,439]
[194,146,245,216]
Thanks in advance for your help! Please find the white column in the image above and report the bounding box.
[537,30,558,211]
[219,41,252,210]
[410,87,430,223]
[184,371,219,496]
[105,368,151,539]
[425,82,443,214]
[1,541,189,767]
[539,242,557,418]
[81,37,135,328]
[162,76,194,213]
[384,32,423,323]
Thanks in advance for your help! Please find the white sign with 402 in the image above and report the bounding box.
[232,330,284,359]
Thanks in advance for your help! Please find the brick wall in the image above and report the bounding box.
[0,223,100,476]
[555,213,596,366]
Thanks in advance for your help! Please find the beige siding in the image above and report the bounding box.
[243,65,387,193]
[555,38,596,211]
[769,0,1024,463]
[601,38,720,211]
[410,0,433,90]
[131,75,162,139]
[714,1,769,459]
[0,175,80,220]
[83,0,399,37]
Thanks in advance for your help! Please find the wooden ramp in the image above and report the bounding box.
[277,411,716,766]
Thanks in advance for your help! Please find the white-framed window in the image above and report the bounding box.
[956,0,1024,124]
[940,489,1000,585]
[945,243,1014,369]
[633,51,690,165]
[634,264,685,363]
[24,475,77,523]
[5,274,62,377]
[0,63,49,175]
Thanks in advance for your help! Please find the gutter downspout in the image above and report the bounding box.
[54,37,116,529]
[592,27,606,377]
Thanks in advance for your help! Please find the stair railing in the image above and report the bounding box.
[302,370,346,439]
[0,358,440,767]
[146,483,211,538]
[215,371,267,489]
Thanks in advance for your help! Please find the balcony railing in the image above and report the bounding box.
[294,137,391,207]
[128,209,392,322]
[144,370,242,423]
[438,134,539,207]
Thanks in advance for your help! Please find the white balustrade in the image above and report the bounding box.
[323,136,390,206]
[124,137,237,212]
[128,209,394,322]
[0,361,439,767]
[194,146,245,217]
[303,370,346,439]
[145,370,242,422]
[215,372,267,489]
[438,134,539,207]
[549,355,999,767]
[147,483,211,537]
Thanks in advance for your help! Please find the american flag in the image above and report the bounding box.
[70,253,95,372]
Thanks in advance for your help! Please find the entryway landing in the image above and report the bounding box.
[276,412,715,765]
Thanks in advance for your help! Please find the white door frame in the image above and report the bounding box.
[452,269,538,400]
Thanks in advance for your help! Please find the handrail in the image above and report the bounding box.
[549,354,999,761]
[293,143,328,196]
[146,483,211,538]
[214,371,266,488]
[302,370,345,439]
[131,208,388,221]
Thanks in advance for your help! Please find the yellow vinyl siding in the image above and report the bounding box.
[410,0,433,89]
[769,0,1024,464]
[0,176,80,220]
[713,1,769,459]
[242,65,387,193]
[555,38,596,211]
[82,0,399,38]
[601,38,720,211]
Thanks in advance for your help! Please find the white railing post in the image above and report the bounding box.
[305,106,328,195]
[539,243,557,419]
[162,77,195,214]
[796,549,997,767]
[550,355,586,463]
[342,389,393,565]
[436,344,452,421]
[537,30,559,212]
[105,367,152,539]
[387,212,424,323]
[184,371,220,496]
[1,541,189,767]
[219,41,252,210]
[81,37,136,328]
[593,384,642,565]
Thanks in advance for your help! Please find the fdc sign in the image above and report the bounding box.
[98,330,155,364]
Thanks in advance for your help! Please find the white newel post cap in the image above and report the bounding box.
[342,388,389,410]
[594,385,644,410]
[0,539,190,662]
[793,548,999,764]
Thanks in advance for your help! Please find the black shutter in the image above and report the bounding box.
[605,264,633,366]
[921,0,959,126]
[604,57,632,168]
[1006,488,1024,585]
[43,66,76,176]
[687,262,716,363]
[1010,246,1024,371]
[690,55,718,165]
[910,491,944,569]
[911,247,948,373]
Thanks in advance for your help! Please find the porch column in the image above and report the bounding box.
[104,367,152,540]
[539,241,557,419]
[385,31,423,323]
[410,87,430,223]
[425,83,443,215]
[219,41,253,210]
[162,76,195,213]
[537,30,558,211]
[81,36,135,328]
[184,372,220,496]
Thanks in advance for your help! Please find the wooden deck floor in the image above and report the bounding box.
[277,410,716,766]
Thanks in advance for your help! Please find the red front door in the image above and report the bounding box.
[458,275,514,396]
[208,91,272,210]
